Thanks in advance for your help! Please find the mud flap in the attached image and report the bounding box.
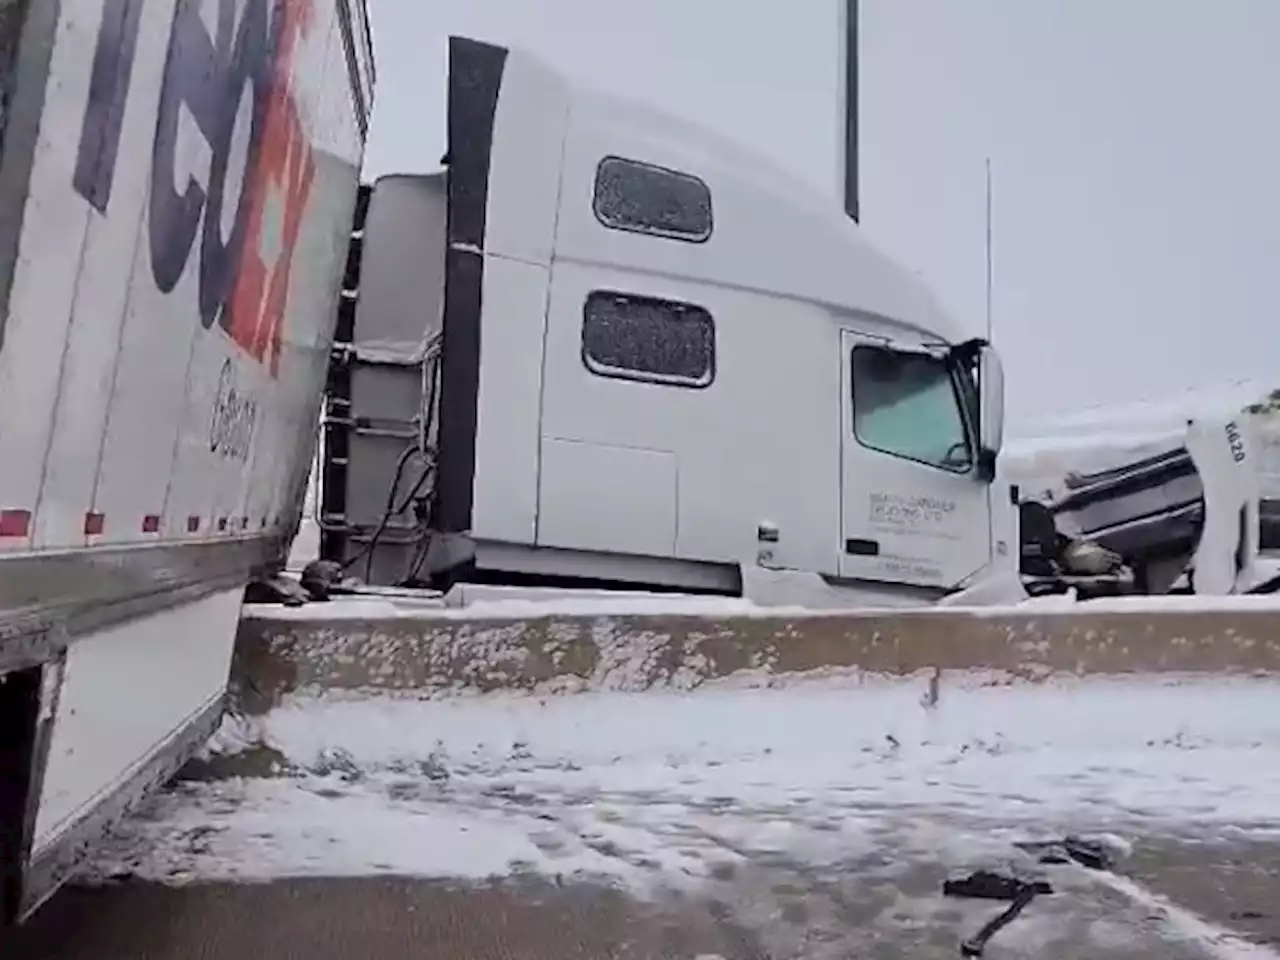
[1185,416,1259,594]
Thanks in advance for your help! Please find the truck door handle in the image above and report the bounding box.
[845,538,880,556]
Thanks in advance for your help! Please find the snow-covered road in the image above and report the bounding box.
[75,673,1280,958]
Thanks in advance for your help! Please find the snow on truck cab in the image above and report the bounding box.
[0,0,373,923]
[320,37,1015,610]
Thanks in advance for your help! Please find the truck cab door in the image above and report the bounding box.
[839,330,993,588]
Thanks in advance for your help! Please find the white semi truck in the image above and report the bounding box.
[315,36,1264,613]
[317,36,1017,613]
[0,0,373,923]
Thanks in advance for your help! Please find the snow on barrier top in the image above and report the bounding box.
[232,595,1280,710]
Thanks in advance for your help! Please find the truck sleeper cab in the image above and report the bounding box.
[323,36,1010,608]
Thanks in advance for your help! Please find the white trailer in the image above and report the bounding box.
[0,0,373,922]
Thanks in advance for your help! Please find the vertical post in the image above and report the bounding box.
[984,156,994,341]
[842,0,859,222]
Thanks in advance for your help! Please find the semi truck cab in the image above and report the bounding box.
[318,36,1020,609]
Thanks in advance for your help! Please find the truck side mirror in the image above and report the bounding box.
[976,447,997,483]
[978,344,1005,459]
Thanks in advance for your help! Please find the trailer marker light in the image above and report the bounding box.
[0,509,31,537]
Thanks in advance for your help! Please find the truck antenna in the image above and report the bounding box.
[841,0,859,221]
[984,156,994,341]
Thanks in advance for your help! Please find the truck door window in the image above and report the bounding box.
[851,345,973,472]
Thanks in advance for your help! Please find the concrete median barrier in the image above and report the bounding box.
[230,604,1280,712]
[56,599,1280,960]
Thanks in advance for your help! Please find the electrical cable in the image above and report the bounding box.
[338,332,444,585]
[337,442,420,580]
[399,339,444,585]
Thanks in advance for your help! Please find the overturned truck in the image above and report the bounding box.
[1012,396,1280,600]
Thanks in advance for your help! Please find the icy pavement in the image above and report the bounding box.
[76,674,1280,957]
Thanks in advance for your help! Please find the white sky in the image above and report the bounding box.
[363,0,1280,429]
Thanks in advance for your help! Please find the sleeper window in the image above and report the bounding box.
[593,157,713,242]
[851,346,972,472]
[582,291,715,387]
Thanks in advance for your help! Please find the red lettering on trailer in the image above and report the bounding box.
[84,513,105,536]
[0,510,31,537]
[226,0,317,378]
[217,517,228,532]
[142,514,162,533]
[187,516,201,533]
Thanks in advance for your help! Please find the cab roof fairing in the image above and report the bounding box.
[496,44,971,347]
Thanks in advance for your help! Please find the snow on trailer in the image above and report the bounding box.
[0,0,372,925]
[73,594,1280,958]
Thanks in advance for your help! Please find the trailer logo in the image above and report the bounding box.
[209,359,258,461]
[74,0,317,379]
